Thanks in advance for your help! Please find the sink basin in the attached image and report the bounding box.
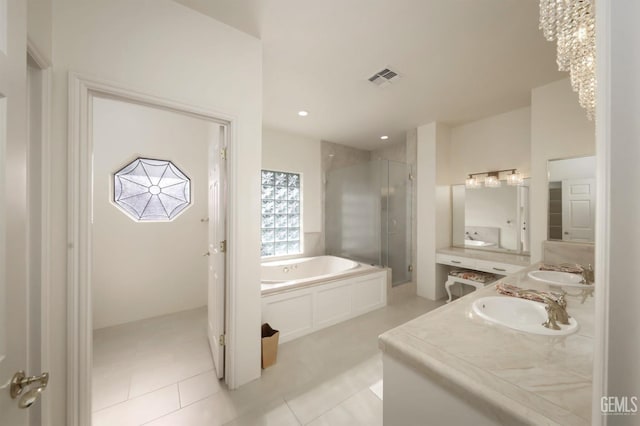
[527,270,585,288]
[464,240,495,247]
[471,296,578,336]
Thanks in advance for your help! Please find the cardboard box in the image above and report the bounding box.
[261,323,280,369]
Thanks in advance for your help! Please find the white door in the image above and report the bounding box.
[207,124,227,379]
[562,178,596,242]
[1,1,44,424]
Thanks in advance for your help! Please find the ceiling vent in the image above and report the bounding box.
[368,67,400,88]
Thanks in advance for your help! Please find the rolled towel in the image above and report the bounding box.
[495,283,560,304]
[539,263,583,274]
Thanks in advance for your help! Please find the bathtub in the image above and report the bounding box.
[261,255,388,343]
[262,255,360,287]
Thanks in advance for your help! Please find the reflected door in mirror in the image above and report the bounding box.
[547,156,596,243]
[562,178,595,242]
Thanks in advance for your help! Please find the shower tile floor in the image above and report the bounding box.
[92,296,444,425]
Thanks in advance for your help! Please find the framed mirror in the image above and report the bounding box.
[547,156,596,243]
[452,179,530,254]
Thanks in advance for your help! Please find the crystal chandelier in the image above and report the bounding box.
[539,0,596,120]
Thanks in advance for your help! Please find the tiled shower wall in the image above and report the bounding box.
[320,140,373,258]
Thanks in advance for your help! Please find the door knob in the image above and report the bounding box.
[19,386,45,409]
[10,371,49,409]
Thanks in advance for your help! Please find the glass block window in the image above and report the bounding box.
[114,158,191,221]
[261,170,302,257]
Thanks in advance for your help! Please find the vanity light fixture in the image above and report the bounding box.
[484,175,501,188]
[465,176,482,189]
[506,171,524,186]
[465,169,524,189]
[297,110,309,117]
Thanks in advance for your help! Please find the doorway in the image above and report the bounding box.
[86,94,229,423]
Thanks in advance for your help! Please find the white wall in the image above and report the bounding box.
[449,107,531,184]
[596,2,640,424]
[262,127,322,255]
[92,97,212,329]
[27,0,52,61]
[547,155,596,181]
[530,79,595,261]
[48,1,262,421]
[416,122,450,300]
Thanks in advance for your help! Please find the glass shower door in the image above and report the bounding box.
[384,160,413,285]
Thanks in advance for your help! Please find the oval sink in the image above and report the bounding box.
[472,296,578,336]
[528,270,585,288]
[464,240,495,247]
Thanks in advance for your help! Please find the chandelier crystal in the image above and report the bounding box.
[539,0,596,120]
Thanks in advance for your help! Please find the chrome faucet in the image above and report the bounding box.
[519,289,570,330]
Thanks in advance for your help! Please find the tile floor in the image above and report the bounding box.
[92,296,444,425]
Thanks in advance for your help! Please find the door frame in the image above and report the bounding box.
[67,73,236,426]
[26,39,53,426]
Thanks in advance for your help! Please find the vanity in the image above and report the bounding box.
[381,156,597,425]
[379,263,594,425]
[443,178,532,300]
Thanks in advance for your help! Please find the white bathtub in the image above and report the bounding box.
[262,255,359,284]
[261,255,387,343]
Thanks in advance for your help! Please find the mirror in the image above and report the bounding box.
[452,179,530,254]
[547,156,596,242]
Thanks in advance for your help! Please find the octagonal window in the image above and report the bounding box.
[114,158,191,221]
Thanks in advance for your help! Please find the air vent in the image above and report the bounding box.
[368,67,401,88]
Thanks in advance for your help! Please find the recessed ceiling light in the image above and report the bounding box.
[380,135,389,140]
[298,110,309,117]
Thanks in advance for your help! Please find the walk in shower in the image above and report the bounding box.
[325,159,413,286]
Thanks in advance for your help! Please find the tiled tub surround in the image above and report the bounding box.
[379,263,594,425]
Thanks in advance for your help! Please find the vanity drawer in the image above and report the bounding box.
[436,254,476,269]
[474,259,523,275]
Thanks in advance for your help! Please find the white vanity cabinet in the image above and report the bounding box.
[436,248,529,301]
[436,252,525,275]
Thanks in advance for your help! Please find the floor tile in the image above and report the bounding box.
[92,384,180,426]
[306,388,383,426]
[92,296,442,426]
[221,398,301,426]
[179,369,223,407]
[283,355,380,424]
[143,390,250,426]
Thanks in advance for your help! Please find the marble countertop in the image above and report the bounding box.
[437,246,532,266]
[379,263,594,425]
